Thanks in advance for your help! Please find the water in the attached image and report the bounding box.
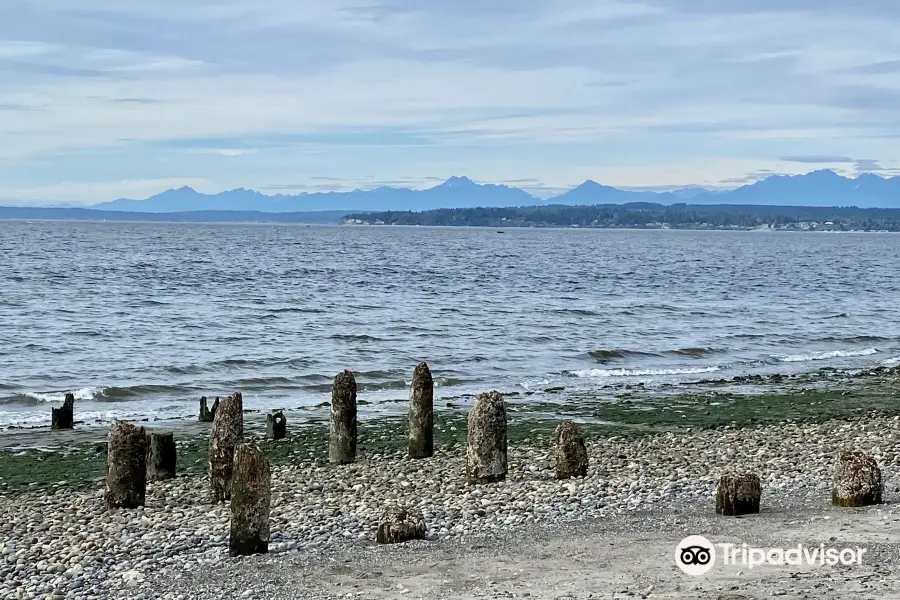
[2,221,900,430]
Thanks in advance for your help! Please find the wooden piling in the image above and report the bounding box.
[408,362,434,459]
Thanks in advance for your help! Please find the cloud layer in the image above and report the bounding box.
[1,0,899,203]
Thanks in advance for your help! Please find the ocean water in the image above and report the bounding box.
[2,221,900,430]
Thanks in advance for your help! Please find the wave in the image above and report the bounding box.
[775,347,879,363]
[329,334,383,343]
[0,384,189,406]
[1,386,103,405]
[667,347,722,358]
[264,307,326,314]
[520,377,553,389]
[565,366,721,378]
[162,356,312,374]
[588,349,660,362]
[587,346,722,362]
[234,376,296,388]
[359,380,410,392]
[814,335,891,344]
[553,308,600,317]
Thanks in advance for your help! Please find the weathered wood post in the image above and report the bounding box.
[466,391,507,484]
[715,472,761,515]
[105,421,147,509]
[377,505,427,544]
[265,411,286,441]
[51,393,75,429]
[408,362,434,459]
[146,430,177,481]
[209,391,244,502]
[199,396,219,422]
[832,450,882,507]
[229,443,271,556]
[554,420,588,479]
[329,370,357,464]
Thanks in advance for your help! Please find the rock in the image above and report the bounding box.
[198,396,218,423]
[229,443,271,556]
[832,450,882,507]
[329,370,357,464]
[51,393,74,430]
[209,392,244,503]
[376,505,427,544]
[145,430,177,482]
[121,570,144,587]
[554,420,588,479]
[408,362,434,459]
[466,391,507,484]
[715,472,761,516]
[105,421,147,509]
[265,411,286,441]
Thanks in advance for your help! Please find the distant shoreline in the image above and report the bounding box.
[4,203,900,233]
[340,203,900,232]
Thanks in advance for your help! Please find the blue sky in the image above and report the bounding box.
[1,0,899,205]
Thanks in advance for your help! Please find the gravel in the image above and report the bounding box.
[1,413,899,599]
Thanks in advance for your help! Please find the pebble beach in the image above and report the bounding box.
[2,410,900,599]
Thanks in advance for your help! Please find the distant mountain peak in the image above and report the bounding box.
[573,179,608,190]
[439,175,477,188]
[807,169,844,179]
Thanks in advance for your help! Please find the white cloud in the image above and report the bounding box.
[189,148,258,157]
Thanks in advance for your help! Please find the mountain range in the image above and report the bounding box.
[28,170,900,213]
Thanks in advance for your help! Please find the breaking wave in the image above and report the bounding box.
[775,348,879,363]
[565,366,721,378]
[0,384,187,406]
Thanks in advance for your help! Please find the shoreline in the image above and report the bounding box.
[2,410,900,598]
[5,217,900,232]
[3,364,899,451]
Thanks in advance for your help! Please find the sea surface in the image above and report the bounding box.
[2,221,900,431]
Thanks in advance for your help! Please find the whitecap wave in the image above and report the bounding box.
[26,386,104,403]
[520,378,553,389]
[776,348,878,363]
[566,366,721,378]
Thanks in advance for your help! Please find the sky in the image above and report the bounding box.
[1,0,900,205]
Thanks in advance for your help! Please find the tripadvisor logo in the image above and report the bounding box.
[675,535,716,576]
[675,536,867,575]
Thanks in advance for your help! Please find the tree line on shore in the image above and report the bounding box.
[342,203,900,231]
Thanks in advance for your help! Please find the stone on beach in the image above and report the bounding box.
[554,420,588,479]
[408,361,434,459]
[51,392,75,430]
[466,391,508,484]
[146,430,177,482]
[265,410,286,441]
[209,392,244,503]
[199,396,218,423]
[715,472,761,516]
[376,505,427,544]
[229,443,271,556]
[105,420,147,509]
[832,450,882,507]
[329,370,357,464]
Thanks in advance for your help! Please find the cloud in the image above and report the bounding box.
[188,148,258,156]
[1,0,899,202]
[781,155,854,163]
[854,158,884,172]
[845,59,900,75]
